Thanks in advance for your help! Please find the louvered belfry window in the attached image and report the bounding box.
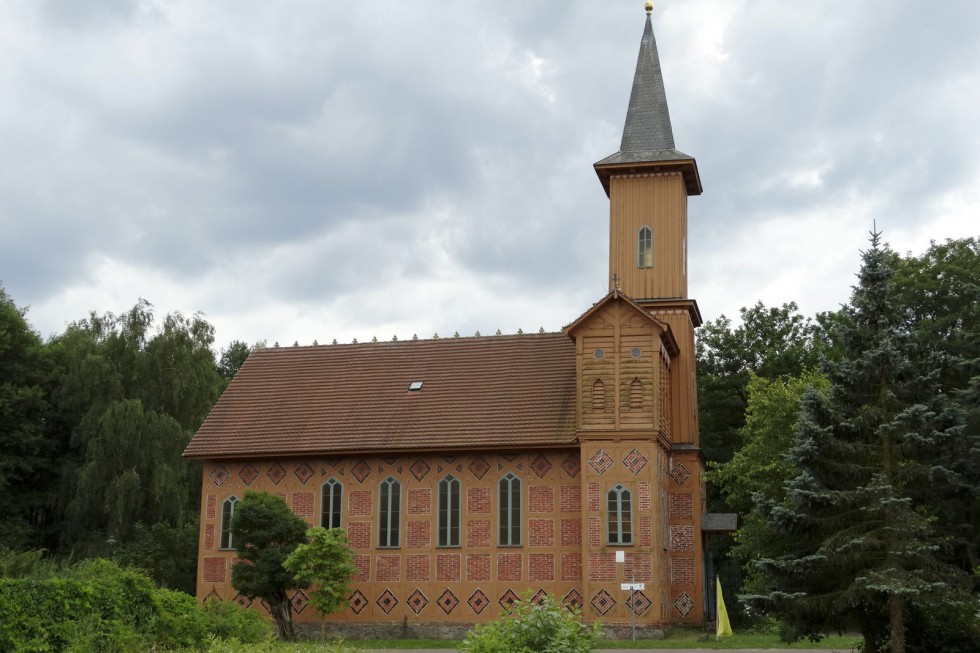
[630,377,643,410]
[592,378,606,411]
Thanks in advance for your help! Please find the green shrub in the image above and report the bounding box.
[0,559,269,652]
[460,593,600,653]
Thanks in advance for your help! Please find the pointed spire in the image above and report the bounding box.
[620,6,675,154]
[594,4,701,196]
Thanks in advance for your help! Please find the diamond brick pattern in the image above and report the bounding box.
[467,589,490,614]
[266,463,286,485]
[410,458,430,481]
[238,464,258,486]
[531,589,548,605]
[588,449,614,475]
[670,462,691,485]
[209,465,230,487]
[673,592,695,617]
[561,454,581,478]
[628,590,652,616]
[203,589,221,603]
[351,459,371,483]
[498,589,520,610]
[290,589,309,614]
[294,462,314,484]
[590,589,616,616]
[623,448,648,475]
[376,589,398,615]
[468,456,490,480]
[437,589,459,614]
[349,590,368,615]
[563,589,584,612]
[529,454,553,478]
[407,589,428,615]
[232,592,252,609]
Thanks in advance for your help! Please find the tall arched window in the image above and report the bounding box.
[637,226,653,268]
[219,496,238,549]
[438,475,461,547]
[378,477,401,548]
[321,478,343,529]
[607,484,633,545]
[498,473,522,546]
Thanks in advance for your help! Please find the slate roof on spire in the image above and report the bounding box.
[595,10,701,196]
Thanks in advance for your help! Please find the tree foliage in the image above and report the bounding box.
[749,232,975,653]
[282,527,356,640]
[0,285,57,550]
[230,492,309,641]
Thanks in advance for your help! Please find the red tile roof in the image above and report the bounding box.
[184,333,578,459]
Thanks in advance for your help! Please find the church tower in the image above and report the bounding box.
[566,3,715,629]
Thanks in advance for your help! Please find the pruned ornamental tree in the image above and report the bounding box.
[750,231,976,653]
[230,491,308,641]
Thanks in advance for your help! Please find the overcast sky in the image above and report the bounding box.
[2,0,978,351]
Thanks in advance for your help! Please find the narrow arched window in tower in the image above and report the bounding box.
[592,378,606,412]
[219,496,238,549]
[630,377,643,411]
[378,476,401,548]
[438,474,461,547]
[637,225,653,268]
[607,484,633,545]
[321,478,343,529]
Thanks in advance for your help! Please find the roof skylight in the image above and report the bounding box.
[408,381,424,391]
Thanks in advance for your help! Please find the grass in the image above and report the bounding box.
[261,632,861,651]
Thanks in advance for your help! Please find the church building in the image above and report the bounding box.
[184,3,733,634]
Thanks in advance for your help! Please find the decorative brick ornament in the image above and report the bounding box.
[407,589,429,615]
[468,455,490,480]
[232,592,252,609]
[409,458,431,481]
[561,453,581,478]
[237,463,258,486]
[590,589,616,616]
[669,462,691,485]
[209,465,230,486]
[349,590,368,615]
[530,454,553,478]
[673,592,695,617]
[622,448,648,474]
[351,459,371,483]
[467,589,490,614]
[628,591,652,616]
[437,589,460,614]
[588,449,614,474]
[293,462,314,484]
[563,588,584,612]
[498,588,520,609]
[290,589,309,614]
[376,589,398,615]
[531,589,548,605]
[266,463,286,485]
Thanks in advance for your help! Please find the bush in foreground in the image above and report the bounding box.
[0,557,269,652]
[460,592,600,653]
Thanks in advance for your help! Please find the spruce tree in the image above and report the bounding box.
[752,231,974,653]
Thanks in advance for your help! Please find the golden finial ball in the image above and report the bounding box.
[645,1,653,14]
